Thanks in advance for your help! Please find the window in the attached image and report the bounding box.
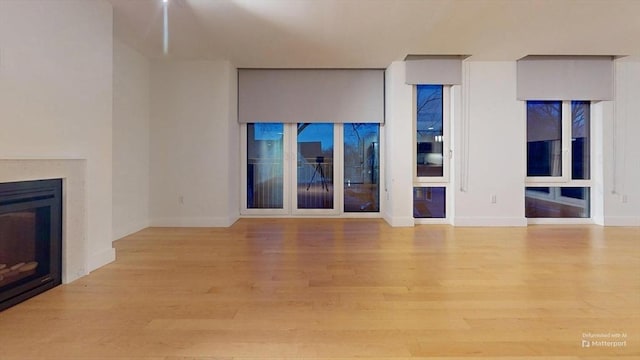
[247,123,284,209]
[526,101,562,177]
[297,123,334,210]
[525,101,592,218]
[242,123,380,216]
[414,85,450,220]
[416,85,444,178]
[413,187,446,218]
[344,124,380,212]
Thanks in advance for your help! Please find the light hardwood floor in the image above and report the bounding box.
[0,219,638,359]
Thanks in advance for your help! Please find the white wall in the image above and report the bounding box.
[454,62,527,226]
[113,40,150,239]
[150,60,239,227]
[0,0,114,270]
[603,60,640,226]
[226,64,240,222]
[383,61,527,227]
[383,62,414,226]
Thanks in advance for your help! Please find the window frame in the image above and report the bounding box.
[525,100,594,222]
[525,100,593,187]
[413,85,451,184]
[413,85,453,223]
[240,122,292,216]
[240,123,384,218]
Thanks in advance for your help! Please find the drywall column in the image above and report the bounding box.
[454,62,527,226]
[113,40,151,239]
[603,60,640,226]
[0,0,114,271]
[383,61,414,226]
[150,60,239,227]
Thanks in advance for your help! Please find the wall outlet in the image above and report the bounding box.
[622,195,628,203]
[179,195,184,205]
[490,194,497,204]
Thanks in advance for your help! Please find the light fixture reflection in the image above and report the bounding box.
[163,0,169,54]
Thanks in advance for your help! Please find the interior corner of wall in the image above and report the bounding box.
[383,214,415,227]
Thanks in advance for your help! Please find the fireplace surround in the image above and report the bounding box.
[0,179,62,311]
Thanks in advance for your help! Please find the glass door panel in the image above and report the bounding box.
[344,123,379,212]
[247,123,284,209]
[296,123,334,209]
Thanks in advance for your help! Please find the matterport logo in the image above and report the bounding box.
[581,332,628,348]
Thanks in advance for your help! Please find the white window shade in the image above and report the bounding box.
[517,56,614,101]
[404,55,466,85]
[238,69,384,124]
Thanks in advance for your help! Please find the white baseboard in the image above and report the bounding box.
[150,216,239,228]
[112,221,150,241]
[453,217,527,227]
[603,216,640,227]
[88,247,116,272]
[383,213,415,227]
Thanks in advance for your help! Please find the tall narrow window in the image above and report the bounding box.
[344,123,379,212]
[247,123,284,209]
[571,101,590,180]
[414,85,450,220]
[416,85,444,177]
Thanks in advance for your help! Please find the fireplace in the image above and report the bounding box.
[0,179,62,311]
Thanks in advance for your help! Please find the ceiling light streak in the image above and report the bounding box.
[163,0,169,54]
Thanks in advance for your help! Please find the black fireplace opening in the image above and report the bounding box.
[0,179,62,312]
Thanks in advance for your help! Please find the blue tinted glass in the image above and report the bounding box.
[413,187,446,218]
[344,124,379,212]
[571,101,590,180]
[297,123,334,209]
[416,85,444,177]
[527,101,562,177]
[525,187,590,218]
[247,123,284,208]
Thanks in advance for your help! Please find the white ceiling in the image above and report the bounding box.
[109,0,640,68]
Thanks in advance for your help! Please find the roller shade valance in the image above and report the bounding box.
[404,55,466,85]
[517,56,614,101]
[238,69,385,124]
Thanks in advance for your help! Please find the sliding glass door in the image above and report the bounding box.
[242,123,380,216]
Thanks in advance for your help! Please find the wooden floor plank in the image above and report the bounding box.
[0,219,638,359]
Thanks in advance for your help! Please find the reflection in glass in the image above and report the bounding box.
[344,124,379,212]
[527,101,562,177]
[413,187,446,218]
[297,123,333,209]
[571,101,590,180]
[247,123,284,208]
[416,85,444,177]
[525,187,590,218]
